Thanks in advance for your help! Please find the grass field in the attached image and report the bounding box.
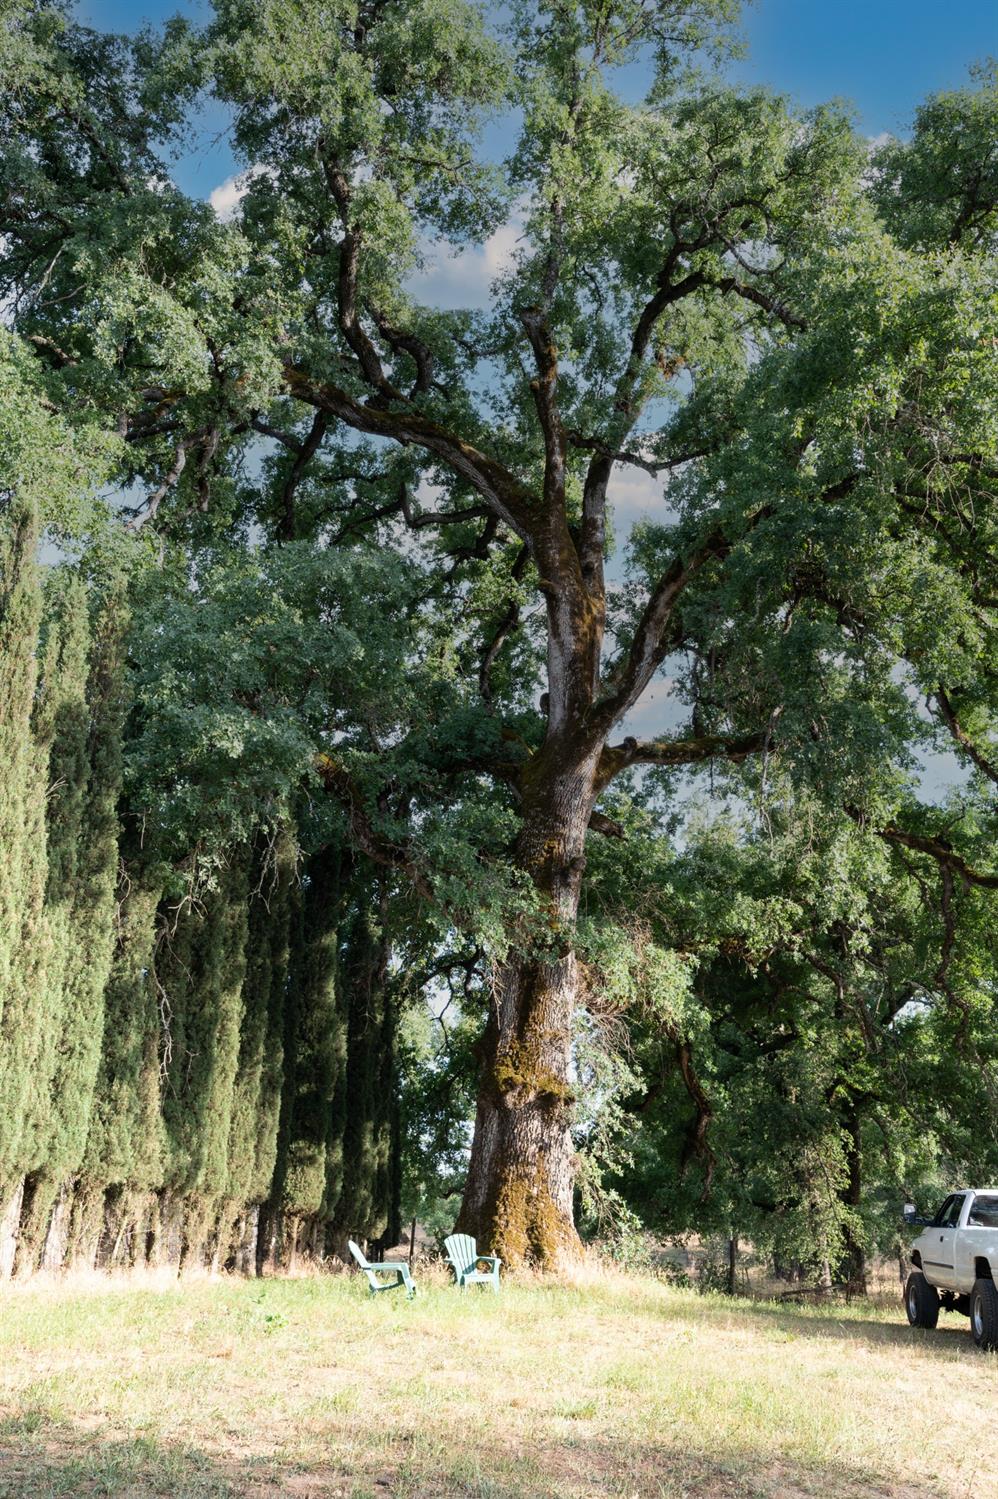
[0,1265,994,1499]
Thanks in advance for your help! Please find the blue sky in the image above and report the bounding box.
[76,0,997,199]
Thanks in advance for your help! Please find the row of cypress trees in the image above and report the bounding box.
[0,497,401,1278]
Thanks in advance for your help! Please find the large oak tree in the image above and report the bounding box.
[3,0,995,1266]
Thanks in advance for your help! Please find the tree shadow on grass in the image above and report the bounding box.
[0,1417,954,1499]
[681,1295,985,1362]
[340,1422,952,1499]
[0,1423,352,1499]
[607,1281,986,1363]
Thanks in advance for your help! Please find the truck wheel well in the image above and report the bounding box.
[911,1250,922,1269]
[974,1258,993,1281]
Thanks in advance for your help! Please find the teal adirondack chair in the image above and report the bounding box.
[347,1239,417,1298]
[443,1233,501,1291]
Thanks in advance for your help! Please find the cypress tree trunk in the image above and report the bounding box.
[456,754,597,1268]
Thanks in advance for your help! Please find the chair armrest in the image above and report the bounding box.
[373,1261,408,1271]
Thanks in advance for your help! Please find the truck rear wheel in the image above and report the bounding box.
[970,1278,998,1350]
[905,1271,940,1329]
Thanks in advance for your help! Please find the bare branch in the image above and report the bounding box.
[124,439,189,530]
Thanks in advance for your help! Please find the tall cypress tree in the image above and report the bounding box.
[222,827,296,1269]
[157,852,250,1263]
[29,586,126,1268]
[267,843,348,1263]
[76,850,167,1268]
[0,488,45,1270]
[15,572,92,1268]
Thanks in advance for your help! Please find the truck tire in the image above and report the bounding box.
[970,1278,998,1351]
[905,1271,940,1329]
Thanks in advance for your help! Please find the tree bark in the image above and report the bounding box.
[456,749,599,1268]
[0,1179,24,1279]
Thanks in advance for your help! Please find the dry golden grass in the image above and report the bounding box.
[0,1262,994,1498]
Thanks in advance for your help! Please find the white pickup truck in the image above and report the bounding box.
[904,1189,998,1350]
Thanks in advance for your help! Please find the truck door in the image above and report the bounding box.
[957,1192,998,1292]
[925,1194,965,1288]
[952,1194,975,1291]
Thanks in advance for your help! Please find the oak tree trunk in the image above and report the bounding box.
[456,751,599,1268]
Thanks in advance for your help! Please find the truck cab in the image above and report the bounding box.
[905,1189,998,1349]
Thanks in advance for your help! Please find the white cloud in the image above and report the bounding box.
[407,212,524,310]
[606,465,674,535]
[208,164,272,221]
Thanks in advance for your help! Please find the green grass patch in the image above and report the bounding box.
[0,1269,994,1497]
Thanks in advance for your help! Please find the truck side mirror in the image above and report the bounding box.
[903,1203,917,1224]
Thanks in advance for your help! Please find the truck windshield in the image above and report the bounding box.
[969,1195,998,1227]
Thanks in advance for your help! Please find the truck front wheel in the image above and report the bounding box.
[905,1271,940,1330]
[970,1278,998,1351]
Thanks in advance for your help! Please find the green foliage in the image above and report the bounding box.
[225,828,297,1210]
[83,860,167,1194]
[0,1,995,1278]
[0,481,48,1188]
[275,844,347,1222]
[157,852,250,1203]
[871,64,998,251]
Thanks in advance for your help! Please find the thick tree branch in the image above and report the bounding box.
[568,431,708,476]
[368,304,437,397]
[276,409,327,540]
[283,363,536,542]
[932,685,998,786]
[313,753,432,899]
[595,525,730,728]
[844,807,998,888]
[598,728,772,786]
[479,545,530,706]
[124,439,190,530]
[710,276,807,331]
[588,810,625,838]
[578,258,709,586]
[519,304,567,518]
[327,482,490,545]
